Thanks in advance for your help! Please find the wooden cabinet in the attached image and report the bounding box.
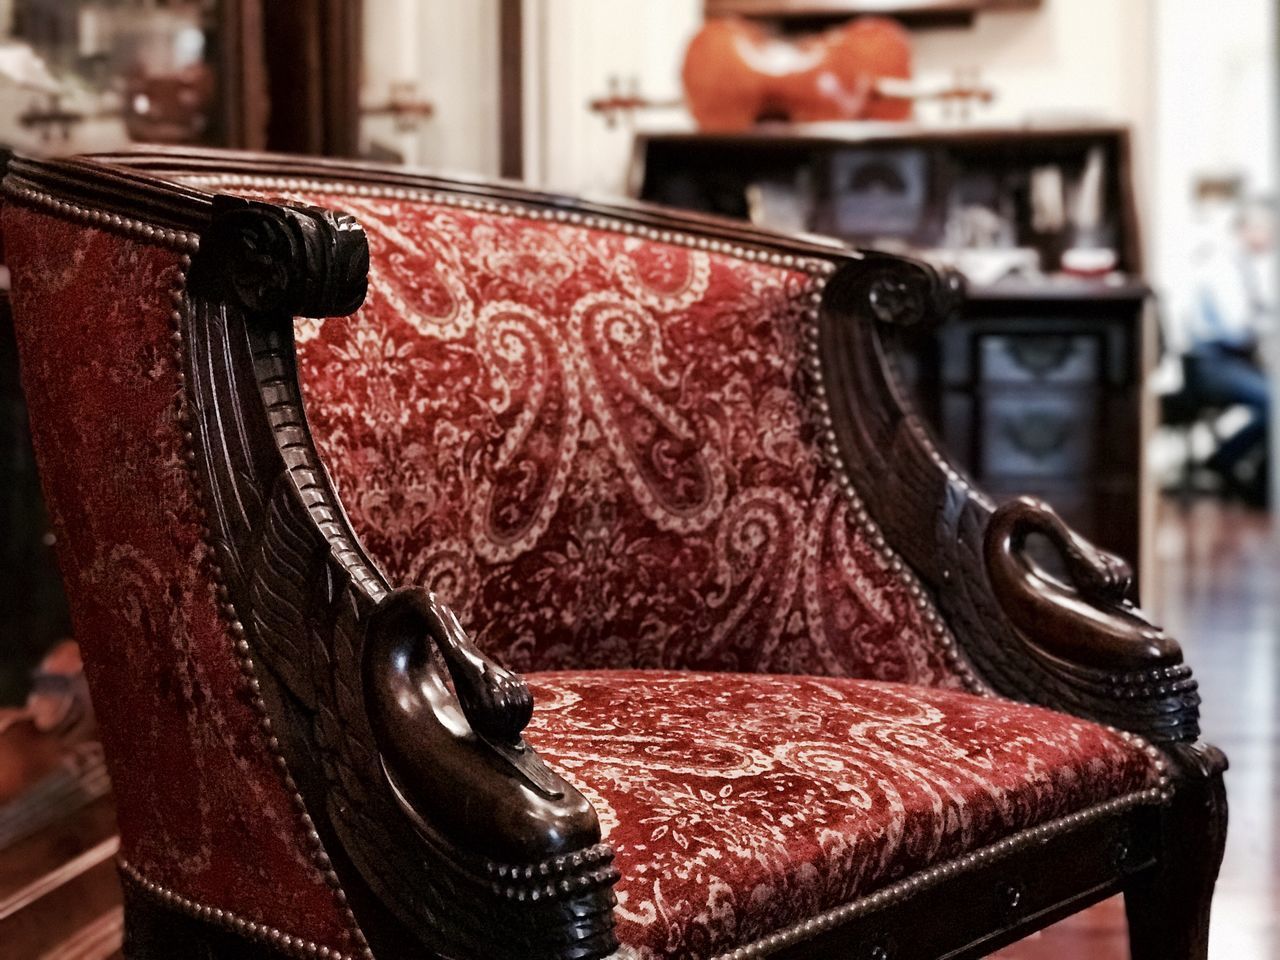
[633,126,1148,576]
[926,287,1146,568]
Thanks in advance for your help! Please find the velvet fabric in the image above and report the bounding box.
[7,179,1159,960]
[278,189,968,685]
[5,207,355,952]
[525,671,1158,960]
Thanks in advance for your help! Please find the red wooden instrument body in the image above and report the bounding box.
[682,17,913,131]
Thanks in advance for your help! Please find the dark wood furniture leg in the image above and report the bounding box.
[1124,743,1229,960]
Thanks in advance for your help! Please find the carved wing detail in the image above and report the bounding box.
[820,252,1202,743]
[184,199,620,960]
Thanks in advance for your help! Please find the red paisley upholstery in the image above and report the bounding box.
[250,187,970,686]
[524,671,1160,960]
[8,175,1161,960]
[5,207,357,953]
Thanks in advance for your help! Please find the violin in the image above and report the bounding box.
[682,17,914,130]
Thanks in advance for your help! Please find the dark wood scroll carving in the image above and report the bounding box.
[819,251,1201,744]
[197,194,368,316]
[185,198,619,959]
[865,258,965,328]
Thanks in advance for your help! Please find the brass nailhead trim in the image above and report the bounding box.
[120,859,356,960]
[2,176,200,252]
[176,172,845,269]
[800,280,986,694]
[487,843,620,902]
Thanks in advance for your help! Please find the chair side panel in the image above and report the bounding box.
[4,205,355,952]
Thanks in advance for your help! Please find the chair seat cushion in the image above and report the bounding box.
[524,671,1162,959]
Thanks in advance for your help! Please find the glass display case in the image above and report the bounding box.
[0,0,260,155]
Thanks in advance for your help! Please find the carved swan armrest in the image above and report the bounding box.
[981,497,1202,740]
[818,252,1204,746]
[362,587,607,861]
[983,496,1180,671]
[982,497,1227,861]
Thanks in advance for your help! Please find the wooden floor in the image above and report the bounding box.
[995,499,1280,959]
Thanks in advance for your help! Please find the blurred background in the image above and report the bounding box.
[0,1,1274,957]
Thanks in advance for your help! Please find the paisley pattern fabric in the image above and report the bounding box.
[280,189,968,685]
[5,207,356,952]
[524,671,1159,959]
[8,183,1159,960]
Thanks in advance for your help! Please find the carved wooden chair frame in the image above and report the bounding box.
[4,148,1225,960]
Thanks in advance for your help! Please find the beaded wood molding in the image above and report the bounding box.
[120,860,357,960]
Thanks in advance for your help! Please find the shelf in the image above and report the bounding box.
[636,121,1131,149]
[704,0,1041,28]
[633,124,1144,278]
[966,278,1150,303]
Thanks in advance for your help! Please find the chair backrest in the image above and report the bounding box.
[203,177,969,686]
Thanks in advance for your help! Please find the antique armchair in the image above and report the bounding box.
[2,148,1223,960]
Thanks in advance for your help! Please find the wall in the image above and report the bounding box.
[1149,0,1276,300]
[361,0,501,175]
[523,0,701,195]
[522,0,1156,199]
[912,0,1153,131]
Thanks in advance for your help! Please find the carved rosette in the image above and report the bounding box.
[863,254,964,328]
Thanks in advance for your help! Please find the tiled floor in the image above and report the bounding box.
[996,500,1280,959]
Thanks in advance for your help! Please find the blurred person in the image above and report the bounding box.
[1180,194,1275,506]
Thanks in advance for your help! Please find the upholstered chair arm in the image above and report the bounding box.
[363,586,607,862]
[818,251,1203,748]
